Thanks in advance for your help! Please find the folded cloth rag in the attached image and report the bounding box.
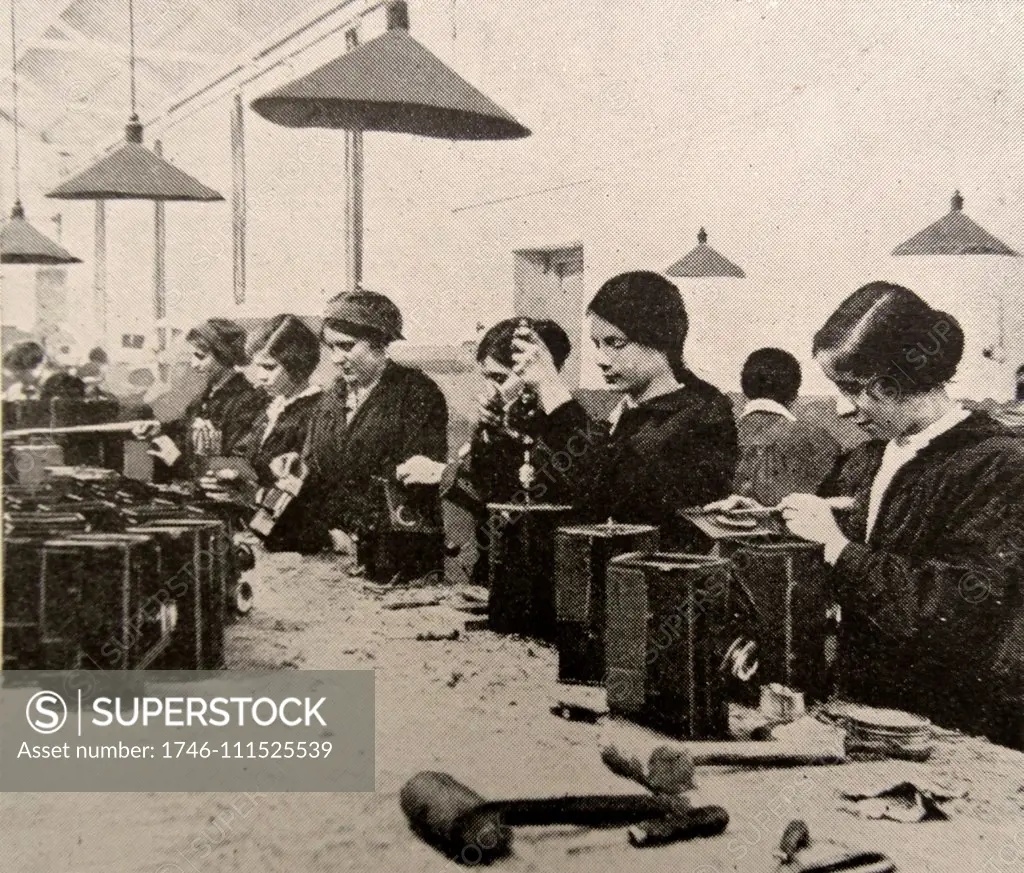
[840,781,963,822]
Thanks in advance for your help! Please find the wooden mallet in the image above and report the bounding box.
[399,771,692,865]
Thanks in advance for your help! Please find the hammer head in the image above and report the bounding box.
[647,745,697,793]
[400,771,512,865]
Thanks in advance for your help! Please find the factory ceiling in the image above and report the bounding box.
[0,0,364,167]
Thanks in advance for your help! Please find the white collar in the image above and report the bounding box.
[208,369,237,397]
[262,384,323,444]
[742,398,797,422]
[608,395,637,433]
[892,404,970,452]
[346,373,382,405]
[269,382,322,412]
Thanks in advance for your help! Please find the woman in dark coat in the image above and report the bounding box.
[202,315,326,554]
[510,271,739,550]
[302,290,449,583]
[721,281,1024,749]
[134,318,267,481]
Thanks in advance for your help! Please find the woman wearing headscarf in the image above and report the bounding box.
[302,289,449,583]
[713,281,1024,749]
[511,271,739,550]
[133,318,267,480]
[201,314,325,553]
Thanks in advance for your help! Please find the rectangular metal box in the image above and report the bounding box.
[554,522,659,685]
[40,533,164,670]
[605,552,732,740]
[124,518,228,669]
[725,538,830,700]
[487,502,573,641]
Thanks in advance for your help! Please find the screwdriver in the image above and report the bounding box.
[774,819,811,864]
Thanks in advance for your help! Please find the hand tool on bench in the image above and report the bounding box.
[772,820,895,873]
[774,819,811,864]
[670,740,845,767]
[626,805,729,847]
[795,853,896,873]
[601,743,697,793]
[400,771,693,864]
[601,742,730,848]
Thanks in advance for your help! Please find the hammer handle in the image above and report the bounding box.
[485,795,682,827]
[679,741,844,766]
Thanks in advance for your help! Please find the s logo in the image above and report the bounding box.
[26,690,68,734]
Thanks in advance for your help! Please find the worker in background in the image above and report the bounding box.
[302,289,449,584]
[78,347,110,399]
[3,341,48,401]
[397,317,589,584]
[132,318,267,480]
[509,271,738,550]
[3,340,88,403]
[733,347,841,505]
[711,281,1024,749]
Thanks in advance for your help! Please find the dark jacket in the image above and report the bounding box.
[548,375,739,550]
[445,403,592,510]
[303,361,449,538]
[442,400,592,584]
[231,389,326,554]
[820,412,1024,748]
[734,408,841,505]
[157,371,267,480]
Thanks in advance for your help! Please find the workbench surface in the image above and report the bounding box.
[3,549,1022,873]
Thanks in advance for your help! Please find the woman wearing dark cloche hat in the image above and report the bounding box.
[510,270,739,551]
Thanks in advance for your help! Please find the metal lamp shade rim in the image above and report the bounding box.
[1,211,83,264]
[250,28,530,140]
[45,191,225,202]
[46,141,224,202]
[250,95,530,138]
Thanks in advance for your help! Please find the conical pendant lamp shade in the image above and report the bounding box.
[251,1,529,139]
[47,117,223,201]
[893,191,1018,256]
[1,201,82,265]
[665,228,745,278]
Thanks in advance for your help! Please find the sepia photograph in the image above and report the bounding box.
[1,0,1022,871]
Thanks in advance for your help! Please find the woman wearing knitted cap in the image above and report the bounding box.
[133,317,267,480]
[301,289,449,583]
[711,281,1024,748]
[511,271,738,550]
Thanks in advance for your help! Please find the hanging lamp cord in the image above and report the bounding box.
[128,0,137,115]
[9,0,21,201]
